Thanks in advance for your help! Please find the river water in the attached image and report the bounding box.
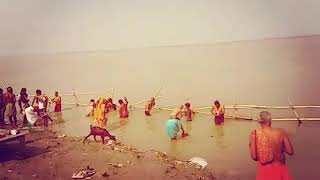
[1,36,320,179]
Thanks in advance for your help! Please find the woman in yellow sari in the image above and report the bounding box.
[94,97,107,128]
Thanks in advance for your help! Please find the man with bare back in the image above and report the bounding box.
[249,111,294,180]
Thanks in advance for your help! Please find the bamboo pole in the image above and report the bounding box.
[61,102,88,106]
[129,88,162,107]
[72,89,79,106]
[288,97,301,124]
[1,80,6,89]
[194,105,320,110]
[154,87,162,97]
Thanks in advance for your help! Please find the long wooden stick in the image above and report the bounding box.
[154,87,162,97]
[72,89,79,106]
[1,80,6,89]
[194,105,320,110]
[288,97,301,124]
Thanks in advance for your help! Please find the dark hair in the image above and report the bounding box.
[118,99,124,104]
[21,88,27,93]
[7,87,13,93]
[0,88,2,93]
[90,99,95,103]
[36,89,42,95]
[185,103,191,108]
[214,100,220,108]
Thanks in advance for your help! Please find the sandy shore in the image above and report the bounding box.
[0,129,216,180]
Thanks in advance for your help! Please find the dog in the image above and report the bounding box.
[83,125,116,144]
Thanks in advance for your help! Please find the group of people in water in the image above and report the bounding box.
[0,87,62,128]
[0,86,295,180]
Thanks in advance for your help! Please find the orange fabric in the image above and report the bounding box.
[256,162,292,180]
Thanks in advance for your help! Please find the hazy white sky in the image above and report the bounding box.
[0,0,319,55]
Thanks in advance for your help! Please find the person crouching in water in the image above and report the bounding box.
[145,97,156,116]
[118,97,129,118]
[165,117,187,140]
[184,103,195,121]
[211,100,225,125]
[51,91,62,112]
[249,111,294,180]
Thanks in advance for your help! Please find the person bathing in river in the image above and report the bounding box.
[183,103,195,121]
[249,111,294,180]
[94,97,107,128]
[18,88,29,124]
[86,99,96,117]
[105,97,117,113]
[32,90,51,127]
[32,89,49,113]
[118,97,129,118]
[165,117,187,140]
[211,100,225,125]
[51,91,62,112]
[145,97,156,116]
[0,88,5,128]
[4,87,18,128]
[170,105,184,119]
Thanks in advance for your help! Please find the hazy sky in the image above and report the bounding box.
[0,0,320,55]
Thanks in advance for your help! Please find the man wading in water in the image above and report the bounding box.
[249,111,294,180]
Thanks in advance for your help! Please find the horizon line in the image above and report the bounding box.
[1,34,320,57]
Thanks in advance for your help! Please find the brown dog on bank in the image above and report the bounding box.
[83,125,116,144]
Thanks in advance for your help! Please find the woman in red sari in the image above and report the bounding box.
[249,111,294,180]
[118,97,129,118]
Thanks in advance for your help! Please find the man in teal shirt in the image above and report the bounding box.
[165,118,186,140]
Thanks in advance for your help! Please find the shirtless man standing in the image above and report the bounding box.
[249,111,294,180]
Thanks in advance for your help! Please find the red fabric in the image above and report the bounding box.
[119,104,129,118]
[256,162,292,180]
[214,114,224,125]
[54,104,61,112]
[145,111,151,116]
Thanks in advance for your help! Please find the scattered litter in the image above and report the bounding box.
[189,157,208,169]
[8,169,12,173]
[72,166,96,179]
[127,161,131,164]
[102,172,110,177]
[106,163,123,168]
[107,140,115,146]
[58,134,66,138]
[83,153,89,156]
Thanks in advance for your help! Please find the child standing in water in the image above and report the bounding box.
[145,97,156,116]
[184,103,194,121]
[118,97,129,118]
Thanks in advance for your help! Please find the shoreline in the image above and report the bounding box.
[0,128,216,180]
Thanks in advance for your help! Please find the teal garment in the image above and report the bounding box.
[165,118,181,139]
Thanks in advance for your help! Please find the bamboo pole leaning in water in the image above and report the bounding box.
[288,97,301,124]
[129,88,162,108]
